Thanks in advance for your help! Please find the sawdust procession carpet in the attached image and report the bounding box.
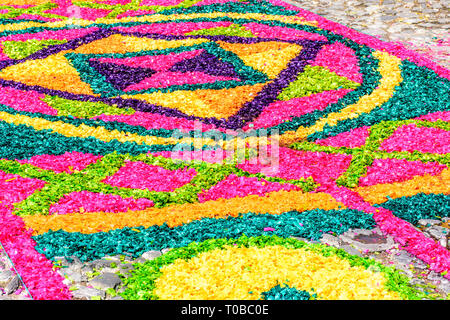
[0,0,448,300]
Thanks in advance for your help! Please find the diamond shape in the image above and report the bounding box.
[65,41,269,98]
[0,30,327,128]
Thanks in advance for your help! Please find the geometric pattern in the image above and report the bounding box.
[0,0,448,300]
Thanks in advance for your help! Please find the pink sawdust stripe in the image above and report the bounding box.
[0,27,100,42]
[359,158,447,187]
[322,184,450,279]
[49,191,154,215]
[198,174,300,202]
[102,160,196,191]
[93,111,222,131]
[311,42,363,83]
[45,0,111,20]
[380,123,450,154]
[17,152,103,174]
[0,205,71,300]
[140,0,184,5]
[114,21,232,35]
[415,111,450,122]
[245,89,351,130]
[152,149,231,163]
[0,170,47,207]
[315,126,370,148]
[96,49,203,71]
[244,22,327,41]
[237,146,352,185]
[0,86,58,115]
[124,71,238,91]
[116,9,156,18]
[12,14,61,22]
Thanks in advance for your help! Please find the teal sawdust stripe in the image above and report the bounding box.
[0,120,181,160]
[0,0,303,39]
[32,208,376,262]
[0,103,176,138]
[375,193,450,226]
[72,0,205,17]
[0,103,234,142]
[261,284,318,300]
[114,0,301,16]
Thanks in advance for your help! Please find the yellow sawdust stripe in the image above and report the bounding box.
[0,110,208,146]
[280,51,403,145]
[355,168,450,205]
[23,190,345,235]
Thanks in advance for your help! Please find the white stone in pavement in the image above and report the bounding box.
[71,286,106,300]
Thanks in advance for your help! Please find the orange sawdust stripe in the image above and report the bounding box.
[23,190,345,235]
[355,168,450,205]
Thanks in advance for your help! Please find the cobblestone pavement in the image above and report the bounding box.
[287,0,449,68]
[0,0,448,300]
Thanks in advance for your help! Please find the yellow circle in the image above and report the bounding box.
[154,245,401,300]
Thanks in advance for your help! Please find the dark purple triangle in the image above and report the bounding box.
[169,51,239,78]
[89,60,156,91]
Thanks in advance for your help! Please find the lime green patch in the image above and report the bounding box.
[42,95,135,118]
[278,65,360,100]
[3,39,67,60]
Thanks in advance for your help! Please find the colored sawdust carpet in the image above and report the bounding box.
[0,0,448,300]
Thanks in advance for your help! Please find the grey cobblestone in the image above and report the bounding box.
[0,0,448,300]
[287,0,449,68]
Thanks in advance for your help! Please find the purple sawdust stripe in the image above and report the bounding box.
[0,28,115,70]
[115,31,327,47]
[224,41,324,129]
